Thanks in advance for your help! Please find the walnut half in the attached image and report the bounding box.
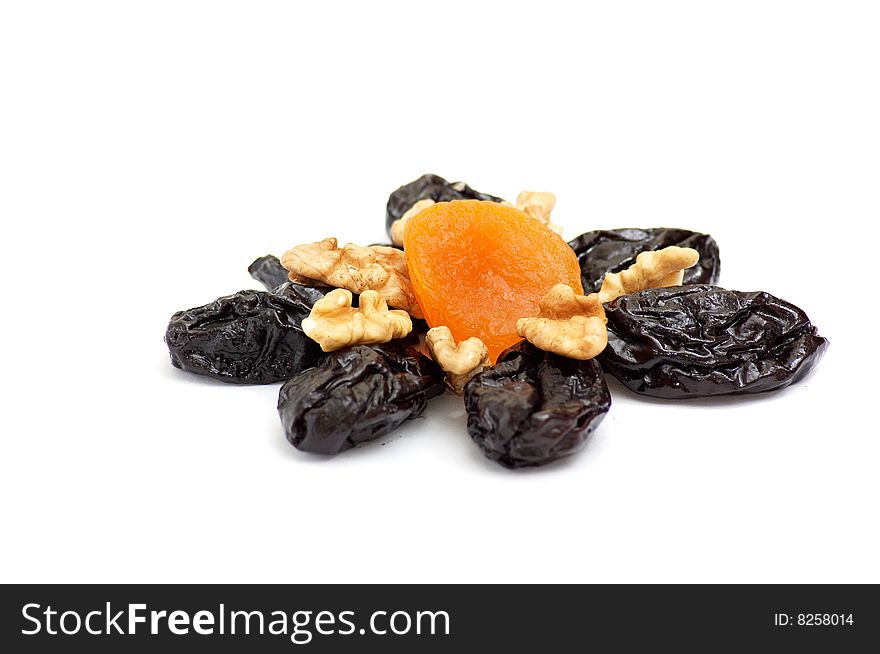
[597,246,700,304]
[516,285,608,360]
[425,326,490,394]
[302,289,412,352]
[515,191,562,234]
[280,237,424,319]
[517,247,700,360]
[390,198,435,247]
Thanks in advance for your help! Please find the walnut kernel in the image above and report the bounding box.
[425,326,490,394]
[516,284,608,360]
[390,198,435,247]
[515,191,562,234]
[301,289,412,352]
[597,246,700,304]
[280,237,424,319]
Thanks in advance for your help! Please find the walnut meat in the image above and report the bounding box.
[515,191,562,234]
[425,326,490,394]
[597,246,700,304]
[390,198,435,247]
[516,285,608,360]
[280,237,424,319]
[302,289,412,352]
[517,247,701,360]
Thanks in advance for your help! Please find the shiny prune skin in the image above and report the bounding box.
[568,228,721,293]
[274,281,330,307]
[385,173,505,238]
[599,285,828,398]
[248,254,291,291]
[278,341,446,455]
[165,289,324,384]
[248,255,338,304]
[464,342,611,469]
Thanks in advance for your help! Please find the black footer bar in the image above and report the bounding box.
[1,584,876,652]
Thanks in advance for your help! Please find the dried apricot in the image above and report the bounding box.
[404,200,584,361]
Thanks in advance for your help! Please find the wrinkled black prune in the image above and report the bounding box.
[248,256,337,302]
[568,228,721,292]
[274,281,330,307]
[463,342,611,469]
[599,285,828,398]
[385,173,505,238]
[248,254,291,291]
[248,255,340,303]
[166,289,324,384]
[278,341,446,455]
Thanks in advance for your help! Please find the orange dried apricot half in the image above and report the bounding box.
[404,200,584,361]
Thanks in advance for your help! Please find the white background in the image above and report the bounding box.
[1,1,878,583]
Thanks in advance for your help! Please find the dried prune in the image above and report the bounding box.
[385,173,505,238]
[463,342,611,469]
[568,228,720,293]
[248,255,342,304]
[274,281,330,307]
[599,285,828,398]
[166,289,324,384]
[278,341,445,454]
[248,254,291,291]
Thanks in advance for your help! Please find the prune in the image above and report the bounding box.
[599,285,828,398]
[274,281,330,307]
[463,342,611,469]
[385,173,505,238]
[248,254,291,291]
[278,341,445,454]
[166,289,324,384]
[568,228,721,293]
[248,255,342,304]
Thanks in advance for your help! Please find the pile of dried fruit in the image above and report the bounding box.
[166,174,828,469]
